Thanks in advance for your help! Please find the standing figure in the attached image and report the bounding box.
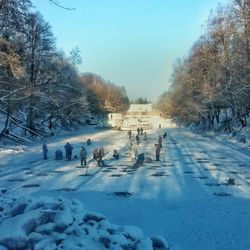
[80,146,87,167]
[99,147,104,158]
[136,134,140,145]
[143,131,147,140]
[128,130,132,139]
[140,127,143,135]
[42,143,48,160]
[163,132,167,138]
[65,142,73,160]
[158,135,162,148]
[68,143,73,160]
[156,144,161,161]
[97,147,105,166]
[137,127,140,134]
[93,148,99,160]
[64,142,70,160]
[133,147,138,161]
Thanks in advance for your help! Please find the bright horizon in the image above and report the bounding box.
[32,0,228,102]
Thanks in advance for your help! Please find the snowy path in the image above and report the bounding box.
[1,127,250,249]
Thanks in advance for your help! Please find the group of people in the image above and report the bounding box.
[42,141,88,167]
[42,128,168,171]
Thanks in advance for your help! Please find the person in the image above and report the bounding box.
[128,130,132,139]
[134,153,144,166]
[143,131,147,140]
[42,143,48,160]
[113,150,119,160]
[99,147,104,158]
[68,143,73,160]
[97,147,105,166]
[156,144,161,161]
[140,127,143,135]
[159,124,161,129]
[65,142,73,160]
[158,135,162,148]
[93,147,104,166]
[163,132,167,138]
[136,134,140,145]
[93,148,99,160]
[80,146,87,167]
[55,149,63,160]
[133,146,138,161]
[64,142,70,160]
[87,138,91,146]
[137,127,140,134]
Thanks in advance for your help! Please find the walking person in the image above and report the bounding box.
[80,146,87,167]
[42,143,48,160]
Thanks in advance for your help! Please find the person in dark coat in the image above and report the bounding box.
[134,153,144,166]
[136,134,140,145]
[97,148,104,166]
[65,142,73,160]
[93,148,99,160]
[68,143,73,160]
[143,131,147,140]
[64,142,69,160]
[128,130,132,139]
[140,127,143,135]
[80,146,87,167]
[87,138,91,146]
[93,148,104,166]
[163,132,167,138]
[113,150,119,160]
[55,149,63,160]
[158,135,162,148]
[156,144,161,161]
[42,143,48,160]
[137,127,140,134]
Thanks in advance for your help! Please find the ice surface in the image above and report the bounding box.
[0,124,250,249]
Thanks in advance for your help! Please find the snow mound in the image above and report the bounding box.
[0,195,169,250]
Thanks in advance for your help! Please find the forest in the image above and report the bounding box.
[0,0,129,143]
[158,0,249,133]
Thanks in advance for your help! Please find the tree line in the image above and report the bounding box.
[0,0,129,142]
[158,0,249,132]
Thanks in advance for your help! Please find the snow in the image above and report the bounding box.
[0,123,250,249]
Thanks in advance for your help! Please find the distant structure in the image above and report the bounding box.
[107,104,164,130]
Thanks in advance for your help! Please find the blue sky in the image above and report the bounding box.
[32,0,228,101]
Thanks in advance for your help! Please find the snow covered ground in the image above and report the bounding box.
[0,124,250,249]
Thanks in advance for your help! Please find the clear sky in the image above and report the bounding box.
[32,0,228,101]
